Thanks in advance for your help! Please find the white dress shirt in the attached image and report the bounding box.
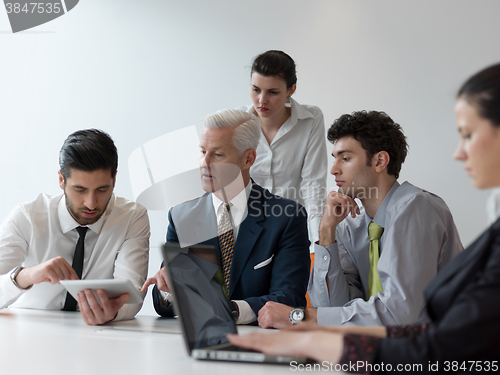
[0,193,150,321]
[308,181,463,326]
[211,180,251,241]
[239,98,328,249]
[211,181,255,324]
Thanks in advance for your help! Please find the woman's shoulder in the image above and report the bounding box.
[293,100,324,120]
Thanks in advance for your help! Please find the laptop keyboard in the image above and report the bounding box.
[216,345,258,353]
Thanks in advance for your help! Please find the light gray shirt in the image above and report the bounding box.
[308,181,463,326]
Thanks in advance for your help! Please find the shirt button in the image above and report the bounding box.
[323,255,328,261]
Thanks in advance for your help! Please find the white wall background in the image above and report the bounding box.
[1,0,499,316]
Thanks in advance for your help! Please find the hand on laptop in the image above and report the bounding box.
[77,289,130,325]
[227,327,343,364]
[141,267,170,293]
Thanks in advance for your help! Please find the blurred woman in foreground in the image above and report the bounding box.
[229,63,500,373]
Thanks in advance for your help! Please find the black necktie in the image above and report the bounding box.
[63,226,88,311]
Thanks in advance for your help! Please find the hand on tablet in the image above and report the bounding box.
[78,289,130,325]
[15,256,79,289]
[141,267,170,293]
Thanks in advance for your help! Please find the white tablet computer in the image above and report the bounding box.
[60,279,144,304]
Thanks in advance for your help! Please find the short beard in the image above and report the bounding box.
[64,191,110,225]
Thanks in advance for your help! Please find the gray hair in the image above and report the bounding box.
[202,109,261,157]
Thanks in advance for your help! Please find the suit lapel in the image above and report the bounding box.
[228,184,264,296]
[193,194,218,247]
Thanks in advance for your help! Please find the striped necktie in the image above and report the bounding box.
[217,203,234,291]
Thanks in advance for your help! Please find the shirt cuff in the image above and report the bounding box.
[307,215,322,251]
[308,242,342,308]
[0,268,28,309]
[313,242,340,272]
[113,301,143,322]
[338,334,381,374]
[317,306,343,325]
[233,300,256,324]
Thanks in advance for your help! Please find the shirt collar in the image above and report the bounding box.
[245,98,314,123]
[370,181,400,228]
[272,98,314,142]
[289,97,315,121]
[58,193,115,235]
[211,180,252,215]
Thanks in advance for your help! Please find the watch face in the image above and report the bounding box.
[291,309,304,321]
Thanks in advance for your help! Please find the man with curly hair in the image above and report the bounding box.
[258,110,463,328]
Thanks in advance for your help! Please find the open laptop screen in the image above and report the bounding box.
[162,243,237,352]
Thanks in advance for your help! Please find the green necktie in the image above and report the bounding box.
[367,221,384,300]
[213,268,230,304]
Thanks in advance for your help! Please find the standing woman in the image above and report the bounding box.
[229,62,500,370]
[239,50,327,246]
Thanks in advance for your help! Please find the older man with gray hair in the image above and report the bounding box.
[143,109,310,324]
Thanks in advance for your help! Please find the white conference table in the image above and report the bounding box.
[0,308,312,375]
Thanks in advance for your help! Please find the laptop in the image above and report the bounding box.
[161,243,309,364]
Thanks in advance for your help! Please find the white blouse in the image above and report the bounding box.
[239,98,328,247]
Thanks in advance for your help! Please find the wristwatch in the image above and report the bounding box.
[158,290,173,307]
[231,301,240,321]
[289,308,305,324]
[10,266,33,290]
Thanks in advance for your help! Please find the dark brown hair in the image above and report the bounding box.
[59,129,118,179]
[328,111,408,179]
[458,62,500,128]
[251,50,297,89]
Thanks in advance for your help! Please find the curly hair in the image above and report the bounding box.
[327,111,408,179]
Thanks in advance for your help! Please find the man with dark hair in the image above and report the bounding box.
[0,129,150,325]
[59,129,119,179]
[258,111,463,328]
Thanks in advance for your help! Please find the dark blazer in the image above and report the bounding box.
[153,183,311,318]
[377,217,500,371]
